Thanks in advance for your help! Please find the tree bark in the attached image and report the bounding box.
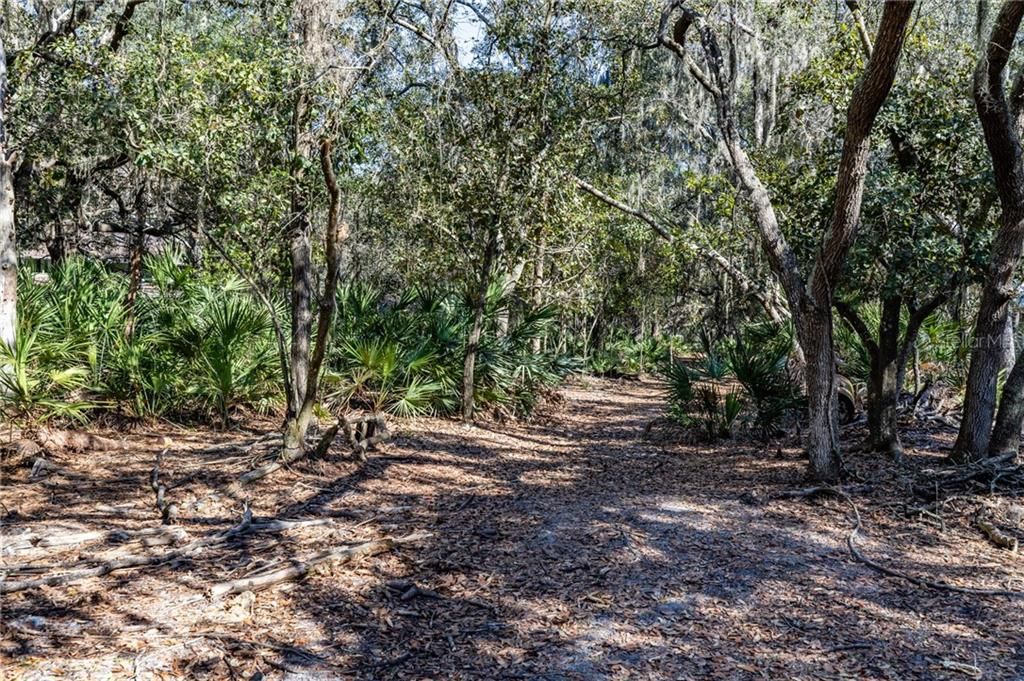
[0,33,15,356]
[799,308,842,480]
[869,296,903,459]
[124,184,147,340]
[283,91,314,460]
[836,287,951,460]
[955,0,1024,462]
[663,0,914,481]
[462,233,497,423]
[990,350,1024,457]
[530,237,546,354]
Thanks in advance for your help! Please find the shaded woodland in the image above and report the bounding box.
[2,0,1024,678]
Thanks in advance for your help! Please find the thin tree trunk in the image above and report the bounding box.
[530,237,546,354]
[462,234,497,423]
[955,0,1024,462]
[495,258,526,337]
[302,139,347,413]
[124,185,147,340]
[283,92,314,459]
[0,33,15,356]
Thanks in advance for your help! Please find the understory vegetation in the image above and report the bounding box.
[5,2,1024,677]
[1,0,1023,478]
[4,257,574,426]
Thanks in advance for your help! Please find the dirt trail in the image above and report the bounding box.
[3,379,1023,679]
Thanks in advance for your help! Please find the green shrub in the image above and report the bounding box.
[325,280,574,419]
[7,255,281,425]
[727,321,801,440]
[661,359,743,439]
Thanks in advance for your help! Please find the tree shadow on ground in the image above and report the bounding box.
[2,380,1022,679]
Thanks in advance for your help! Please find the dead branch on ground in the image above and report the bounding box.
[209,531,429,597]
[776,486,1024,597]
[151,449,178,524]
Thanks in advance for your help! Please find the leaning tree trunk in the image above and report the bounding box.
[954,0,1024,462]
[663,0,913,482]
[0,34,15,356]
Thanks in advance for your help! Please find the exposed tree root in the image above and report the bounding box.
[777,486,1024,598]
[238,413,391,485]
[236,447,306,485]
[200,433,282,458]
[209,531,429,597]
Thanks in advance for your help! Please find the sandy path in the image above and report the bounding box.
[3,379,1022,679]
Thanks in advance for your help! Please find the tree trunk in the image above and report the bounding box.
[666,1,911,481]
[990,350,1024,458]
[867,295,903,459]
[124,185,147,339]
[799,310,842,481]
[462,234,497,423]
[955,1,1024,462]
[494,258,525,338]
[0,34,15,355]
[277,140,345,459]
[530,237,545,354]
[282,92,314,461]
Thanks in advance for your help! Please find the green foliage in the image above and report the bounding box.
[697,327,729,380]
[588,333,676,377]
[727,321,802,440]
[325,281,574,419]
[663,360,696,423]
[661,359,743,440]
[6,256,280,426]
[174,292,280,428]
[0,323,93,424]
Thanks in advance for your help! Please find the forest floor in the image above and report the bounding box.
[2,378,1023,680]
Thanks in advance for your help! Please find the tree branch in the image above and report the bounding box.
[572,176,674,241]
[834,299,880,358]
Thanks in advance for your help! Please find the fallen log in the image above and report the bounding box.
[209,532,429,598]
[1,526,190,556]
[35,429,128,452]
[0,439,42,468]
[977,516,1019,553]
[0,508,253,594]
